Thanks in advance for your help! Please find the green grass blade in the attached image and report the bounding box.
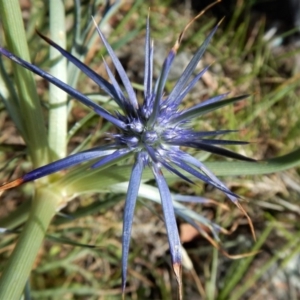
[217,224,274,300]
[55,147,300,196]
[0,0,49,167]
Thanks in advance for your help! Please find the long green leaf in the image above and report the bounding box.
[55,147,300,196]
[0,0,49,167]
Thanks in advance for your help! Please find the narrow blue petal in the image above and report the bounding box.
[173,140,254,162]
[148,49,176,126]
[174,150,239,203]
[196,139,249,145]
[36,31,120,101]
[168,66,210,107]
[0,47,126,129]
[166,26,218,106]
[122,153,144,291]
[169,148,217,180]
[144,15,153,99]
[162,129,240,142]
[168,130,248,145]
[91,148,132,169]
[22,145,115,183]
[188,92,229,108]
[171,94,248,124]
[144,144,158,163]
[184,129,239,137]
[160,160,195,184]
[149,47,154,95]
[92,18,139,110]
[169,156,238,197]
[102,59,127,110]
[152,164,182,274]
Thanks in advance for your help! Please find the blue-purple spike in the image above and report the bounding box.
[160,160,195,185]
[196,139,249,145]
[102,58,128,111]
[92,18,139,110]
[171,94,248,124]
[0,145,115,190]
[176,150,240,202]
[144,14,153,100]
[121,153,144,291]
[167,66,210,107]
[0,47,127,129]
[173,140,254,161]
[151,164,182,283]
[166,26,219,108]
[91,148,132,169]
[36,31,120,101]
[170,156,238,197]
[148,49,176,127]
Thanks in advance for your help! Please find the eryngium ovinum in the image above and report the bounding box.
[0,12,255,294]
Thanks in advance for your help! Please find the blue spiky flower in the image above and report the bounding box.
[0,14,253,290]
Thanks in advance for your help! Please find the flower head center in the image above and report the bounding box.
[142,130,158,146]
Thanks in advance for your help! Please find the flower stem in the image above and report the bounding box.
[0,188,60,299]
[48,0,68,159]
